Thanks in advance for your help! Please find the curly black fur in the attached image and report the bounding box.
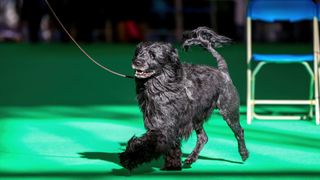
[119,130,163,170]
[119,27,249,171]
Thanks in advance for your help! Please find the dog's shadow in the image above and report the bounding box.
[78,143,243,175]
[78,151,161,175]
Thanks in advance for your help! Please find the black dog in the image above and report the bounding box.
[119,27,249,171]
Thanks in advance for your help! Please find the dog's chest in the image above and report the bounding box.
[136,82,190,129]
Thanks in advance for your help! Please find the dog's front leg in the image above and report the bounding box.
[119,130,162,170]
[161,141,182,171]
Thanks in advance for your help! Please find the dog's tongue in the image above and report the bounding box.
[136,70,146,77]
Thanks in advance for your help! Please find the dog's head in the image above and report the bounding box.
[182,26,231,51]
[132,42,180,79]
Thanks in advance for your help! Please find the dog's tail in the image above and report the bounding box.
[119,130,171,170]
[206,42,229,73]
[182,27,231,73]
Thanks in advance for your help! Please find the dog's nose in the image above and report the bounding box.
[133,59,144,67]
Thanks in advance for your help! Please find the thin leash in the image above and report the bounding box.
[44,0,134,79]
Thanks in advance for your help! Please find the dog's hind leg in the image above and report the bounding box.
[184,128,208,165]
[225,116,249,161]
[218,97,249,161]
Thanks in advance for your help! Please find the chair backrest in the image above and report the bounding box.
[247,0,316,22]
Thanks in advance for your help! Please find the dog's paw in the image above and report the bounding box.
[240,149,249,161]
[184,154,198,165]
[119,152,137,171]
[184,158,194,165]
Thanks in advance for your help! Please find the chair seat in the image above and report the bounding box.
[252,54,314,62]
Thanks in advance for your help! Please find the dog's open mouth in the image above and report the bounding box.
[135,69,155,78]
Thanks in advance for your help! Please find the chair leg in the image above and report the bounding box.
[315,66,320,125]
[317,81,320,125]
[313,17,319,125]
[246,17,252,125]
[247,68,252,124]
[315,93,319,125]
[308,68,314,118]
[302,62,315,119]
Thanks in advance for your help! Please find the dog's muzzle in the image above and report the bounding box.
[132,65,155,79]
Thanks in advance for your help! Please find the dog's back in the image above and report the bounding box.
[181,63,239,125]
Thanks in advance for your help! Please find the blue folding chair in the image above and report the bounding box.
[246,0,320,125]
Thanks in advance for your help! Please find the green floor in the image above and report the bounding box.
[1,105,320,179]
[1,43,320,179]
